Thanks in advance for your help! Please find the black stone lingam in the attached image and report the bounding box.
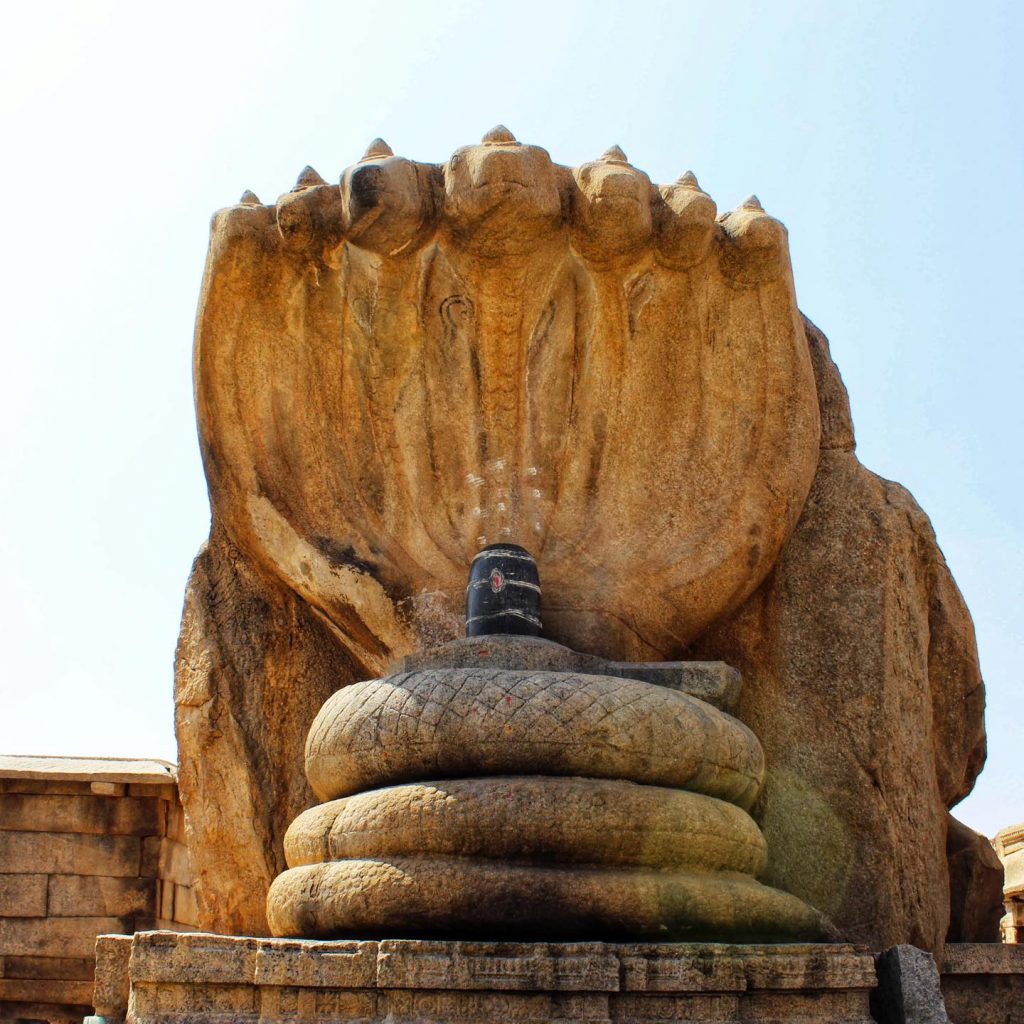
[465,544,542,637]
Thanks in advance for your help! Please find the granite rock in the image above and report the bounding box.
[174,530,356,934]
[872,944,950,1024]
[283,778,767,874]
[687,320,986,955]
[191,131,819,670]
[267,858,833,943]
[304,668,764,809]
[946,814,1004,942]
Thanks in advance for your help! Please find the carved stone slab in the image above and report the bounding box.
[396,635,742,711]
[94,931,877,1023]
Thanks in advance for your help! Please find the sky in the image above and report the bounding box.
[0,0,1020,838]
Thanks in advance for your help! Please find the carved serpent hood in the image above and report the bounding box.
[194,127,820,671]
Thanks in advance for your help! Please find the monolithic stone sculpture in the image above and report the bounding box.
[175,130,988,952]
[267,551,832,942]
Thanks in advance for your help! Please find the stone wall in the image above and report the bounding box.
[0,756,197,1023]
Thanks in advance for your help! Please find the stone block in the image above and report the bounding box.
[157,838,193,886]
[259,985,377,1020]
[90,782,127,797]
[94,934,884,1023]
[0,874,47,917]
[0,977,94,1005]
[0,916,127,958]
[131,931,259,985]
[744,987,872,1020]
[93,934,132,1018]
[157,879,174,921]
[942,975,1024,1024]
[47,875,155,917]
[742,944,877,990]
[610,991,741,1021]
[140,834,161,876]
[0,793,162,836]
[615,942,877,999]
[156,920,198,934]
[872,944,950,1023]
[172,883,198,926]
[0,756,175,786]
[132,980,258,1018]
[0,831,140,877]
[164,801,187,845]
[942,941,1024,974]
[128,783,178,802]
[1,1002,90,1024]
[940,943,1024,1024]
[0,779,93,796]
[2,954,95,980]
[254,938,376,988]
[382,988,611,1023]
[376,939,620,992]
[619,944,746,993]
[947,816,1005,941]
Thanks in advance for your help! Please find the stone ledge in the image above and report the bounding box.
[0,756,176,786]
[940,943,1024,1024]
[394,636,742,712]
[942,941,1024,974]
[95,932,879,1023]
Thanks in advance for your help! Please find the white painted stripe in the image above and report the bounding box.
[466,609,543,627]
[472,548,535,562]
[466,579,541,593]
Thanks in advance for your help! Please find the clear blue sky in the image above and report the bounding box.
[1,1,1020,837]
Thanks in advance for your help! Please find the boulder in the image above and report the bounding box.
[946,814,1004,942]
[687,320,986,954]
[174,530,355,934]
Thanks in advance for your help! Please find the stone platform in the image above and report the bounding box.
[93,932,879,1023]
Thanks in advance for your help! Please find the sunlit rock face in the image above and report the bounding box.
[194,128,819,671]
[175,130,986,952]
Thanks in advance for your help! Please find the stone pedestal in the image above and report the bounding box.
[94,931,877,1023]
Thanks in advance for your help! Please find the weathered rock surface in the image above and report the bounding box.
[267,858,831,943]
[275,660,824,942]
[284,778,767,874]
[174,529,356,934]
[946,815,1004,942]
[396,635,743,710]
[194,131,819,670]
[872,944,951,1023]
[687,319,986,955]
[304,669,764,808]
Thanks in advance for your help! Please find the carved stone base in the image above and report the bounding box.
[94,931,878,1023]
